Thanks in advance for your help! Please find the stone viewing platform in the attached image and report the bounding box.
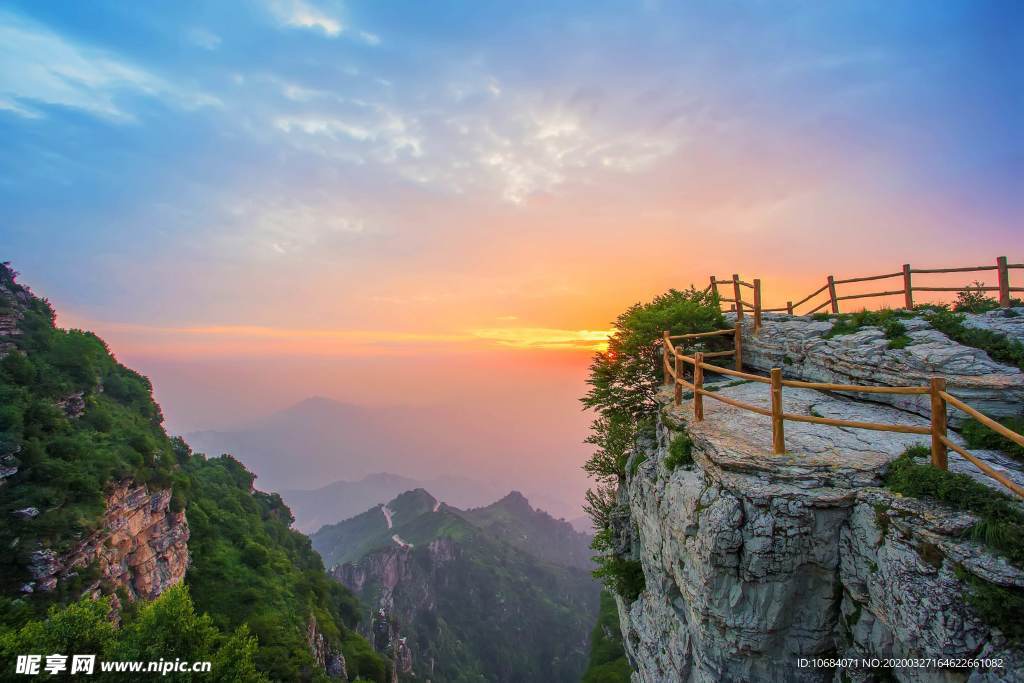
[657,380,1024,497]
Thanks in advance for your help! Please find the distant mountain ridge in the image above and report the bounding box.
[186,395,579,522]
[279,471,515,533]
[312,488,599,681]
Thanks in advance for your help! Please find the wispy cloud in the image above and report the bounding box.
[265,0,377,43]
[0,10,219,121]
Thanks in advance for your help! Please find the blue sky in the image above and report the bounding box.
[1,0,1021,501]
[2,1,1021,333]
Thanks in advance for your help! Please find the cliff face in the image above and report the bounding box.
[23,481,189,601]
[614,380,1024,683]
[307,614,348,680]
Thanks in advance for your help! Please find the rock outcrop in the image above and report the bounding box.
[23,481,189,600]
[307,614,348,680]
[613,383,1023,682]
[731,310,1024,424]
[332,540,453,680]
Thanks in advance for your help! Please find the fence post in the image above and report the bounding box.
[709,276,719,303]
[930,377,948,470]
[786,301,794,315]
[827,275,839,314]
[753,278,762,332]
[693,352,704,421]
[732,274,744,320]
[997,256,1011,307]
[662,331,671,385]
[673,350,682,406]
[902,264,914,310]
[771,368,785,455]
[733,322,743,371]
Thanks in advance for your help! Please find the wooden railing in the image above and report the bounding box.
[704,256,1022,322]
[660,330,1024,499]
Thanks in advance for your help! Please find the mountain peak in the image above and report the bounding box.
[494,490,533,513]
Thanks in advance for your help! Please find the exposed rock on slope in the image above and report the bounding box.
[733,311,1024,424]
[613,384,1023,682]
[22,481,189,600]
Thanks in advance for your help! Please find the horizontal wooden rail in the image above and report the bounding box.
[697,362,770,383]
[834,272,902,285]
[782,412,932,435]
[836,290,905,301]
[667,328,736,340]
[912,265,997,274]
[698,388,772,416]
[701,349,736,359]
[940,392,1024,449]
[940,435,1024,498]
[780,379,930,395]
[913,286,999,293]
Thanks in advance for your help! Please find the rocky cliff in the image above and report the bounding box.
[612,314,1024,682]
[23,481,189,601]
[733,309,1024,425]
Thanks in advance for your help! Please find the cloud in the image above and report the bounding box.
[0,11,219,121]
[267,0,343,37]
[219,194,369,256]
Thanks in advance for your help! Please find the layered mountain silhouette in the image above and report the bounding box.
[187,396,577,524]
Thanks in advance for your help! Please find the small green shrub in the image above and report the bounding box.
[884,448,1024,566]
[961,416,1024,462]
[664,432,693,470]
[823,309,913,349]
[593,556,645,602]
[953,282,1001,314]
[924,309,1024,371]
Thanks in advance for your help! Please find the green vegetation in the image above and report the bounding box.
[581,288,723,601]
[0,266,184,590]
[591,550,645,602]
[961,416,1024,462]
[0,585,265,681]
[0,264,387,682]
[883,447,1024,566]
[664,432,693,470]
[956,570,1024,644]
[884,446,1024,642]
[581,590,632,683]
[923,308,1024,372]
[822,309,913,349]
[952,282,1021,314]
[628,452,648,478]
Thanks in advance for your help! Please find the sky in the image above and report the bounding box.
[1,1,1021,515]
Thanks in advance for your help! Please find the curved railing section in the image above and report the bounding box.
[660,329,1024,499]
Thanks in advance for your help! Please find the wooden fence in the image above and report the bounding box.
[661,327,1024,499]
[705,256,1023,326]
